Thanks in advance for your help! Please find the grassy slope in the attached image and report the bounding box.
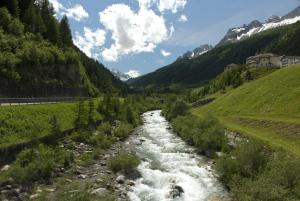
[193,65,300,156]
[0,100,101,148]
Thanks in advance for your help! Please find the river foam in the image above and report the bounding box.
[128,110,227,201]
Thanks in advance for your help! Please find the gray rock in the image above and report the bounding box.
[29,194,40,199]
[78,174,87,179]
[116,175,125,184]
[91,188,109,195]
[1,165,10,172]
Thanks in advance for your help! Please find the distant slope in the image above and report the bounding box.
[195,65,300,117]
[193,65,300,156]
[131,21,300,89]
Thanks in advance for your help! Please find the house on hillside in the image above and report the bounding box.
[246,53,300,68]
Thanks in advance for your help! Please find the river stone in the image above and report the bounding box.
[1,165,10,172]
[116,175,125,184]
[91,188,108,195]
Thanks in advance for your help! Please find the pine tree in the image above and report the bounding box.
[40,0,60,44]
[88,98,95,126]
[5,0,19,17]
[126,106,135,125]
[50,115,61,135]
[75,99,85,129]
[18,0,32,17]
[59,16,73,47]
[23,3,45,34]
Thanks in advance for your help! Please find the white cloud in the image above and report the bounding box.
[73,27,106,58]
[137,0,187,13]
[125,70,141,78]
[161,49,171,57]
[48,0,63,13]
[178,14,188,22]
[48,1,89,21]
[158,0,187,13]
[99,4,171,61]
[64,4,89,21]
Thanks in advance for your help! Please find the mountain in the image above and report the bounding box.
[217,6,300,46]
[130,19,300,89]
[111,69,141,82]
[179,44,213,60]
[0,1,126,97]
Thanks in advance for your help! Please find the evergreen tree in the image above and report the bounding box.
[50,115,61,135]
[23,3,45,34]
[5,0,19,17]
[126,106,135,125]
[88,98,95,126]
[75,99,85,129]
[59,16,73,47]
[40,0,59,44]
[18,0,32,17]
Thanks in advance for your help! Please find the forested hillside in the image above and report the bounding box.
[131,21,300,89]
[0,0,126,97]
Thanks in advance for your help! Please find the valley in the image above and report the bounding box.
[1,1,300,201]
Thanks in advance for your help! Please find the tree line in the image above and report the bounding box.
[0,0,72,47]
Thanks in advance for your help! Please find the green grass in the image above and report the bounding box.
[0,100,101,148]
[193,65,300,156]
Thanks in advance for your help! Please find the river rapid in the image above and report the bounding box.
[127,110,228,201]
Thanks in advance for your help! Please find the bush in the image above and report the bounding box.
[164,100,190,120]
[108,152,140,174]
[6,145,73,184]
[113,123,133,140]
[216,141,300,201]
[172,114,228,157]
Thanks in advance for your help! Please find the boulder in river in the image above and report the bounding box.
[168,185,184,198]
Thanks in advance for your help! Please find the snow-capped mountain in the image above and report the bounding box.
[179,44,213,60]
[111,69,140,81]
[217,5,300,46]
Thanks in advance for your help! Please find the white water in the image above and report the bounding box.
[128,110,228,201]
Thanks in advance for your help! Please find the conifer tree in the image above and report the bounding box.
[59,16,73,47]
[75,99,85,129]
[88,98,95,126]
[126,106,135,125]
[5,0,19,17]
[50,115,61,135]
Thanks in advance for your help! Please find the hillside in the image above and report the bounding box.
[0,1,125,98]
[130,21,300,89]
[193,65,300,156]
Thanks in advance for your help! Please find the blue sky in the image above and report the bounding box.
[50,0,300,76]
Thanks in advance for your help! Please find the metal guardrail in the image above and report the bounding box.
[0,97,88,106]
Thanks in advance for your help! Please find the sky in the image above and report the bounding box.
[50,0,300,76]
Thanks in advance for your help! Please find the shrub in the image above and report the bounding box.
[164,100,190,120]
[113,123,133,140]
[172,114,228,157]
[6,145,73,184]
[108,152,140,174]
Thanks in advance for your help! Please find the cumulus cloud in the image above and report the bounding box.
[64,4,89,21]
[73,27,106,58]
[125,70,141,78]
[137,0,187,13]
[158,0,187,13]
[178,14,188,22]
[161,49,171,57]
[48,0,63,13]
[48,0,89,21]
[99,4,171,61]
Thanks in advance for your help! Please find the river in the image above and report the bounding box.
[127,110,228,201]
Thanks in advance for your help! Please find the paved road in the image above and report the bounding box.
[0,97,88,107]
